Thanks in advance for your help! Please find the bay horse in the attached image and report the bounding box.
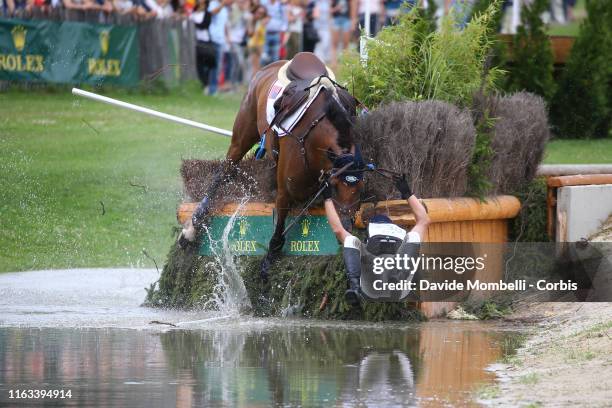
[181,52,364,279]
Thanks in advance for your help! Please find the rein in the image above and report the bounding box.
[281,161,354,237]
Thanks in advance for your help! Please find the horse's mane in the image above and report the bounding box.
[324,87,358,151]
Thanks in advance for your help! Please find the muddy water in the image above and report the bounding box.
[0,269,521,407]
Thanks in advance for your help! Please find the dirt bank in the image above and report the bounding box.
[481,302,612,407]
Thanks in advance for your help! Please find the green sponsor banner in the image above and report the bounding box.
[200,215,340,256]
[0,18,139,86]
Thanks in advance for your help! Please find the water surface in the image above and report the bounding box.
[0,269,520,407]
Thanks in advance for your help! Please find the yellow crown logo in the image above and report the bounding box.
[11,25,26,52]
[99,31,110,56]
[301,218,310,237]
[239,219,248,237]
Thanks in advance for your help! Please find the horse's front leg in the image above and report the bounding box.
[179,163,233,245]
[260,197,289,282]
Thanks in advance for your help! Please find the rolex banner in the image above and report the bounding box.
[0,18,139,86]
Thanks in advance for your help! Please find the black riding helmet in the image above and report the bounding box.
[332,144,365,186]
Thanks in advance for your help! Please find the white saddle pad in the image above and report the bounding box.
[266,61,337,137]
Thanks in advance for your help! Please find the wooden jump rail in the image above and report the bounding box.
[178,196,521,239]
[354,196,520,231]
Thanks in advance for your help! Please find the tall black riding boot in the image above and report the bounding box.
[343,245,363,306]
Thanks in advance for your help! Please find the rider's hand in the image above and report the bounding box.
[394,174,412,199]
[322,181,333,200]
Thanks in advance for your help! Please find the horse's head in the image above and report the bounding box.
[320,86,364,229]
[326,147,365,230]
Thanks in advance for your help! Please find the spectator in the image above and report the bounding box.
[285,0,303,59]
[129,0,157,19]
[184,0,196,13]
[31,0,47,10]
[261,0,286,65]
[94,0,113,13]
[330,0,351,67]
[63,0,96,11]
[4,0,32,14]
[227,0,250,88]
[351,0,384,37]
[201,0,232,94]
[114,0,138,15]
[169,0,182,14]
[302,0,318,52]
[247,3,266,77]
[564,0,576,22]
[191,0,217,92]
[145,0,174,18]
[314,0,332,62]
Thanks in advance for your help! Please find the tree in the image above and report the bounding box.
[506,0,556,101]
[550,0,612,139]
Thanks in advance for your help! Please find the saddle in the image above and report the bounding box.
[271,53,337,133]
[285,52,328,81]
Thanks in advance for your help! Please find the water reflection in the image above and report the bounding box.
[0,322,516,407]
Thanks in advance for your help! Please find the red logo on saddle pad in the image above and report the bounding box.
[269,83,284,99]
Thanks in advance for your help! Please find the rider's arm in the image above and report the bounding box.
[406,195,429,239]
[395,175,430,239]
[324,198,351,243]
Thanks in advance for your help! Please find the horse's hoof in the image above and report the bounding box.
[177,220,196,249]
[178,233,192,249]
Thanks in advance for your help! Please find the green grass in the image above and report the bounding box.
[543,139,612,164]
[1,84,610,272]
[0,83,240,272]
[548,22,580,37]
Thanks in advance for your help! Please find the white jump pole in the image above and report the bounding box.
[72,88,233,137]
[359,0,372,64]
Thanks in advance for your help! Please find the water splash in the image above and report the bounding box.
[279,278,303,317]
[201,196,252,316]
